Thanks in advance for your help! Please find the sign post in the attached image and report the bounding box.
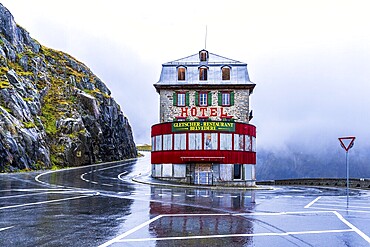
[338,136,355,207]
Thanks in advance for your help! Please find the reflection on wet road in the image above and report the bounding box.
[0,155,370,246]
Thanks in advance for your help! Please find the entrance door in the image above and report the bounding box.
[194,163,212,185]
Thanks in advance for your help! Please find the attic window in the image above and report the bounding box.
[178,67,186,81]
[199,50,208,62]
[199,67,208,81]
[222,66,230,80]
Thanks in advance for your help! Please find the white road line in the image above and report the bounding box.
[304,196,321,208]
[117,171,128,181]
[0,194,95,210]
[118,229,354,242]
[0,188,71,192]
[186,195,195,197]
[0,226,14,232]
[314,203,370,209]
[35,158,138,187]
[0,190,91,199]
[98,215,163,247]
[333,211,370,244]
[100,211,369,246]
[173,194,181,197]
[309,206,370,214]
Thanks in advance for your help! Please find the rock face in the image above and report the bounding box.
[0,4,137,172]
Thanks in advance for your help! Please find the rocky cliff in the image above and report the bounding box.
[0,4,137,172]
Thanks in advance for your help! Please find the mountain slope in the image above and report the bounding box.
[0,3,137,171]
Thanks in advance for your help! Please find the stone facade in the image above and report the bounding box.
[159,89,250,123]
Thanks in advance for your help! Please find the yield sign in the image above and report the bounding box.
[338,136,356,152]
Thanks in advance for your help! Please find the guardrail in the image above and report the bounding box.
[257,178,370,190]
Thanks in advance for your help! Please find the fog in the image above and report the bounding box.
[3,0,370,161]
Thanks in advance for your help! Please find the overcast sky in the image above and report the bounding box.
[2,0,370,151]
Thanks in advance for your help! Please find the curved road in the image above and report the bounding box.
[1,155,370,246]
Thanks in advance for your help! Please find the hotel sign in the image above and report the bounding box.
[172,121,235,132]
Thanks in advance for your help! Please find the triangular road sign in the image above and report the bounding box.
[338,136,356,152]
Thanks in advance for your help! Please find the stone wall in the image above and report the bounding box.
[257,178,370,190]
[159,89,250,123]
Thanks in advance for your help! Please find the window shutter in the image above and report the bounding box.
[218,92,222,106]
[195,91,199,106]
[230,91,235,106]
[207,92,212,106]
[185,92,190,106]
[173,92,177,106]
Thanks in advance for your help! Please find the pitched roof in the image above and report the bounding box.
[164,52,246,66]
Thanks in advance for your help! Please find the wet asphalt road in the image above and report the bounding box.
[1,155,370,247]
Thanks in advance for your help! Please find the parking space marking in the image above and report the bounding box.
[98,215,162,247]
[333,211,370,243]
[99,211,370,246]
[118,229,355,243]
[304,196,370,214]
[304,196,321,208]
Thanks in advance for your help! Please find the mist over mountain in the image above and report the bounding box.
[257,142,370,180]
[0,4,136,172]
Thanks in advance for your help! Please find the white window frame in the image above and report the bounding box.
[189,133,202,150]
[199,92,207,106]
[222,92,230,106]
[163,134,172,150]
[177,93,185,107]
[220,133,232,150]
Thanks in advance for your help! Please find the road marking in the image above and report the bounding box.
[118,229,355,242]
[186,195,195,197]
[0,190,93,199]
[304,196,321,208]
[0,194,95,210]
[35,158,138,187]
[309,206,370,214]
[173,194,181,197]
[314,203,370,209]
[102,211,370,245]
[98,215,163,247]
[333,211,370,244]
[0,226,14,232]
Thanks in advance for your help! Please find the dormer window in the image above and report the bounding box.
[177,66,186,81]
[199,50,208,62]
[199,66,208,81]
[222,66,231,80]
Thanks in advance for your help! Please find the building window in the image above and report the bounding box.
[222,66,230,80]
[189,133,202,150]
[234,164,242,180]
[199,50,208,61]
[173,92,189,106]
[245,135,252,151]
[163,134,173,150]
[252,136,257,152]
[222,92,230,106]
[234,134,245,151]
[174,133,186,150]
[220,133,232,150]
[195,91,212,106]
[204,133,218,150]
[151,136,155,151]
[155,135,162,151]
[218,91,234,106]
[178,67,186,81]
[199,67,208,81]
[199,92,207,106]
